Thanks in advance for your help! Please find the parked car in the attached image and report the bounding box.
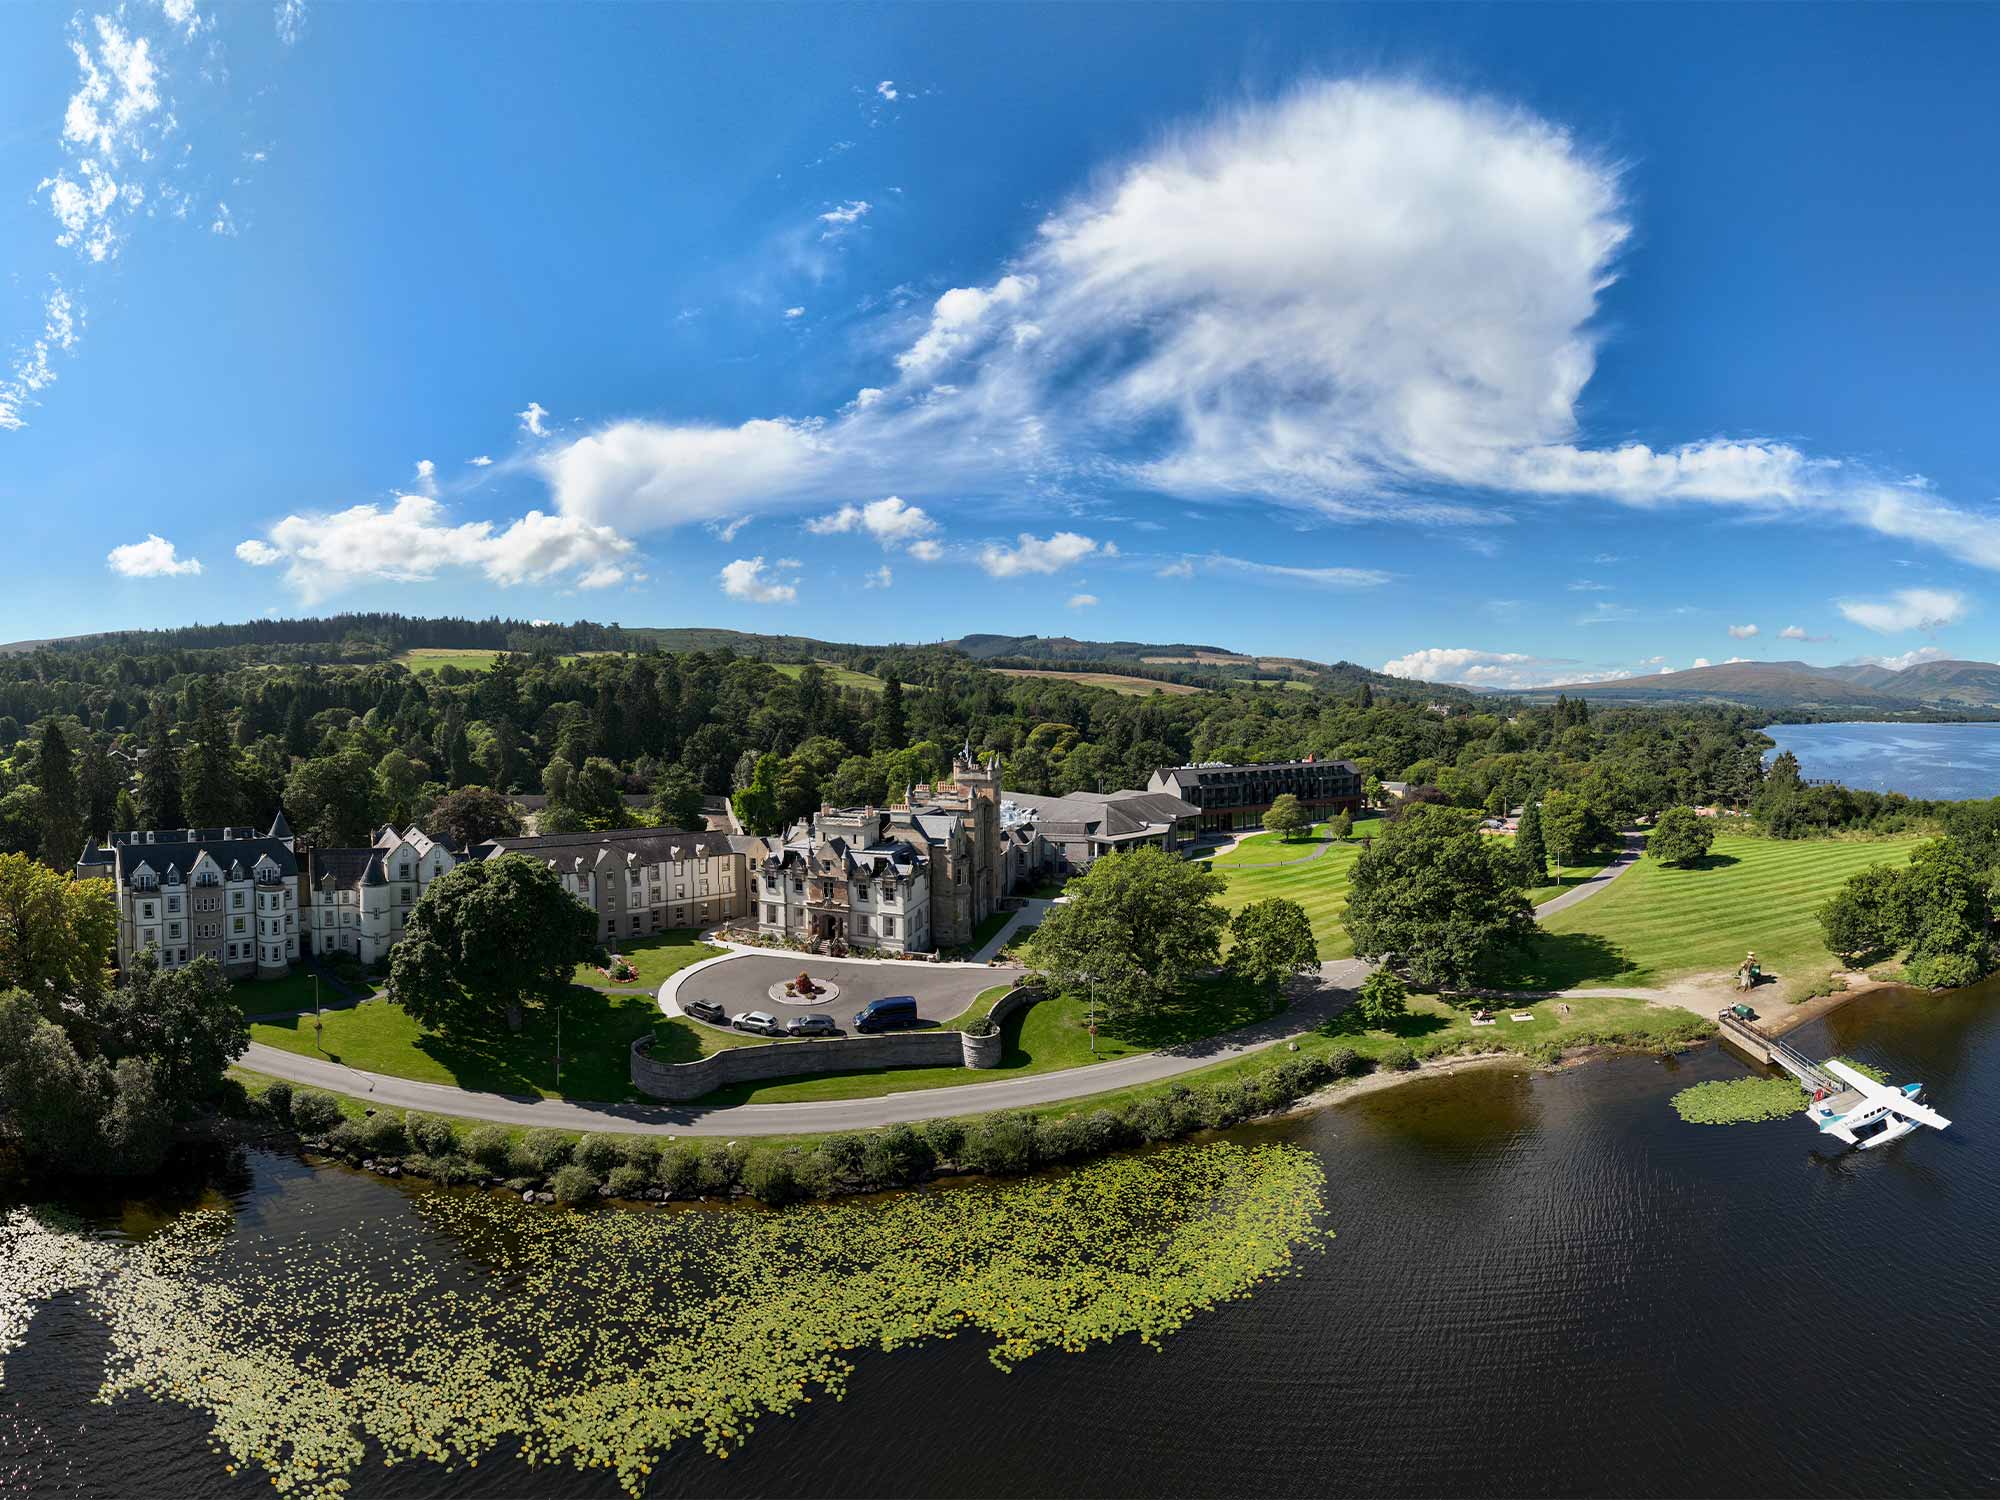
[731,1009,785,1036]
[787,1013,839,1037]
[682,998,728,1025]
[852,995,920,1033]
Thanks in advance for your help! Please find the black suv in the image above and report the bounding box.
[682,998,728,1025]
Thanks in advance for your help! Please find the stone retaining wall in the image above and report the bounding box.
[632,986,1042,1103]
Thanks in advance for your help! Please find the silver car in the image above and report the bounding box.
[731,1009,785,1036]
[787,1013,839,1037]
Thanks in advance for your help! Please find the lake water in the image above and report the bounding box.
[8,979,2000,1498]
[1763,720,2000,800]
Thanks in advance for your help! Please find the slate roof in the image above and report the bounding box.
[98,826,298,889]
[311,847,389,890]
[479,826,735,867]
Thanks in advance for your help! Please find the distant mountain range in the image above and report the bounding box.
[1541,658,2000,713]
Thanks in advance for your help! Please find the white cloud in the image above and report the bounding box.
[1727,623,1759,639]
[541,417,825,532]
[865,565,893,589]
[1067,593,1099,609]
[107,533,202,577]
[719,556,798,604]
[817,200,871,240]
[784,306,805,320]
[414,458,436,491]
[895,275,1036,383]
[1575,601,1636,625]
[274,0,308,45]
[1380,647,1629,691]
[517,401,550,436]
[1568,580,1611,591]
[708,515,751,543]
[469,455,493,467]
[0,286,79,432]
[1851,645,1948,672]
[876,81,899,102]
[1691,658,1712,669]
[805,495,938,547]
[1204,554,1390,589]
[1780,625,1807,640]
[235,494,635,603]
[978,531,1097,577]
[1836,588,1967,634]
[907,538,944,562]
[1156,560,1195,580]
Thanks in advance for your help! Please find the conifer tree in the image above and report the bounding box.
[38,719,83,869]
[136,701,183,830]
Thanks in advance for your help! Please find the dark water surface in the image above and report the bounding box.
[1763,720,2000,800]
[7,981,2000,1498]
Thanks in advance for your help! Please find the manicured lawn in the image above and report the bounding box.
[247,985,744,1102]
[232,971,344,1016]
[1019,876,1070,900]
[1520,848,1618,906]
[965,910,1014,952]
[1207,816,1384,868]
[1502,832,1926,998]
[694,973,1281,1105]
[1212,837,1368,959]
[574,929,722,990]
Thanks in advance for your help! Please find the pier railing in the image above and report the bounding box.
[1715,1010,1844,1096]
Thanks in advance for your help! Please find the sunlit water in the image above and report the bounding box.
[1763,720,2000,800]
[6,979,2000,1498]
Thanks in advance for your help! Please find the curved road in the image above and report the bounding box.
[239,830,1646,1136]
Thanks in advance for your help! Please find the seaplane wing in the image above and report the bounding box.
[1824,1060,1952,1131]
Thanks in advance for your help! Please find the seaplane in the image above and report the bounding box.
[1805,1060,1951,1150]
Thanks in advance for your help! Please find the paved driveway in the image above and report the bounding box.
[679,953,1022,1027]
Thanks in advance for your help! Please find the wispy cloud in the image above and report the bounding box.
[1067,593,1099,609]
[1779,624,1829,642]
[1381,647,1630,691]
[1575,601,1637,626]
[1727,623,1759,639]
[817,199,871,240]
[517,401,550,436]
[1836,588,1967,634]
[1849,645,1948,672]
[1204,555,1390,589]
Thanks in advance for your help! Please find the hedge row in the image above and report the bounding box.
[256,1047,1364,1207]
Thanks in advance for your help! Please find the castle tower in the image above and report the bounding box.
[952,750,1004,922]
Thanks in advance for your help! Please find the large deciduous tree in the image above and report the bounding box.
[1031,846,1228,1017]
[1538,789,1611,879]
[651,763,706,830]
[389,855,596,1034]
[1817,863,1905,965]
[89,952,248,1118]
[427,786,524,851]
[1261,793,1309,841]
[1342,804,1536,992]
[1647,805,1716,868]
[1226,897,1319,994]
[284,748,385,847]
[1898,837,1994,989]
[0,852,118,1020]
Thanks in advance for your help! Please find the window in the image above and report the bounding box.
[856,915,871,935]
[141,901,155,920]
[630,916,640,932]
[765,904,779,923]
[883,916,896,936]
[398,864,412,880]
[233,917,246,935]
[677,884,687,899]
[232,892,245,910]
[167,896,182,914]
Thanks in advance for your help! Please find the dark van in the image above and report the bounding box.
[852,995,919,1033]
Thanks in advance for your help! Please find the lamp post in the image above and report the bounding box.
[312,972,323,1054]
[555,1000,564,1093]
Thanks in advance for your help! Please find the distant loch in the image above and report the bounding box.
[1762,721,2000,801]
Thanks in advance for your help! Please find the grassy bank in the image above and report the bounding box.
[1504,832,1924,999]
[572,929,720,990]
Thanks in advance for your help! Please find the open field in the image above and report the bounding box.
[691,974,1277,1105]
[992,668,1202,696]
[395,647,599,674]
[247,986,751,1102]
[232,971,345,1015]
[1506,832,1926,997]
[767,660,889,693]
[572,929,721,990]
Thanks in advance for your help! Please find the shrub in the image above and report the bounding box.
[815,1132,867,1181]
[1381,1043,1418,1072]
[505,1145,543,1179]
[790,1149,836,1198]
[656,1144,702,1196]
[519,1128,574,1174]
[360,1111,408,1157]
[1040,1109,1125,1162]
[918,1118,965,1163]
[961,1111,1041,1175]
[409,1153,478,1185]
[288,1089,344,1134]
[405,1113,458,1157]
[604,1163,651,1198]
[259,1079,293,1122]
[618,1138,664,1173]
[324,1119,368,1157]
[1907,950,1985,990]
[575,1134,621,1174]
[697,1142,748,1194]
[741,1150,801,1205]
[465,1125,512,1170]
[550,1163,601,1206]
[861,1123,934,1187]
[1323,1046,1361,1079]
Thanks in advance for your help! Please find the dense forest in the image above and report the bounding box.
[0,613,1944,867]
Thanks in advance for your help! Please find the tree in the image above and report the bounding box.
[1031,846,1229,1018]
[1514,796,1547,881]
[0,852,118,1019]
[180,678,240,828]
[1648,805,1715,868]
[541,756,627,833]
[389,855,597,1033]
[1227,898,1319,994]
[136,700,183,830]
[1818,864,1905,965]
[1262,793,1309,841]
[89,952,248,1118]
[1328,809,1353,841]
[730,752,784,835]
[1539,789,1610,882]
[37,719,83,869]
[651,763,707,830]
[1898,837,1993,989]
[427,786,523,851]
[285,749,383,847]
[375,749,429,829]
[0,989,173,1178]
[872,675,907,753]
[1342,804,1536,991]
[1354,968,1409,1026]
[1363,774,1384,808]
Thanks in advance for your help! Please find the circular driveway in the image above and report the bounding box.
[679,953,1021,1029]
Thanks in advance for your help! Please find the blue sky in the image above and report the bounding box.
[3,2,1997,688]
